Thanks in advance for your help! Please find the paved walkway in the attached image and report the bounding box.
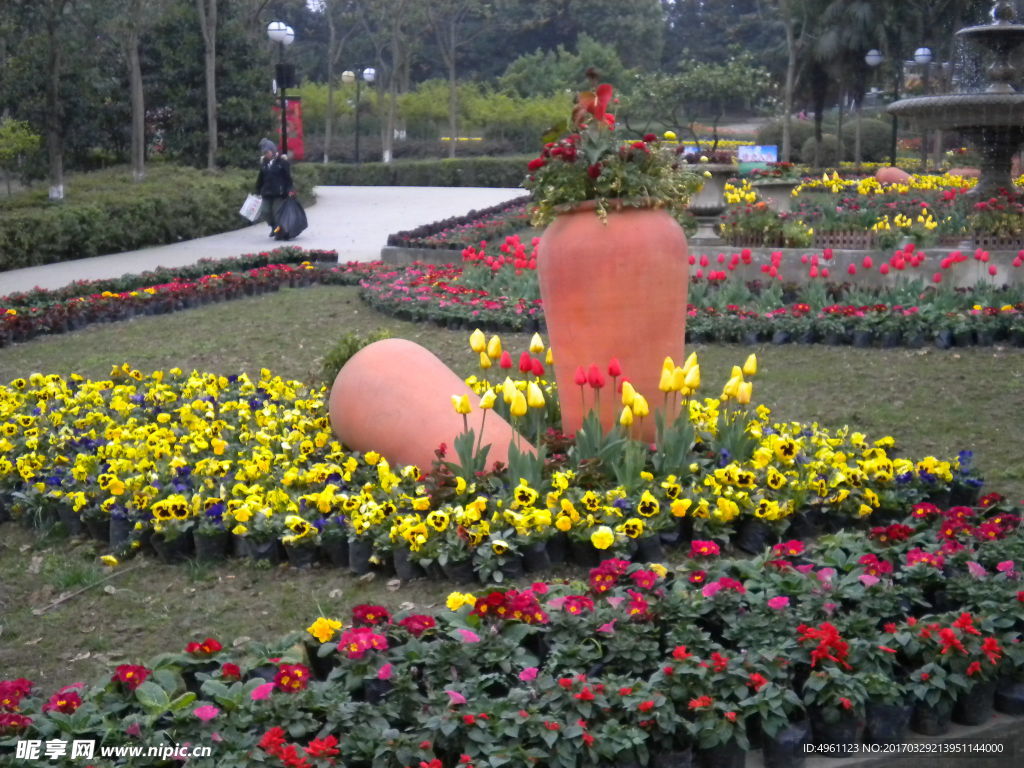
[0,186,524,295]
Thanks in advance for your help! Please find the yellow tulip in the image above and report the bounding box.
[632,394,650,418]
[486,335,502,359]
[451,394,472,415]
[736,381,753,405]
[502,377,517,403]
[683,365,700,390]
[658,366,674,392]
[662,356,675,372]
[619,405,634,427]
[545,347,554,365]
[478,351,492,370]
[526,381,545,409]
[510,390,528,417]
[742,353,757,377]
[670,366,686,391]
[730,365,744,380]
[479,389,497,409]
[621,381,636,406]
[683,351,698,372]
[529,333,545,355]
[469,328,486,353]
[722,375,742,399]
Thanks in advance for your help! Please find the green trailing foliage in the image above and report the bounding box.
[321,327,393,385]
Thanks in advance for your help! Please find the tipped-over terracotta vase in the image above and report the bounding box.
[329,338,525,471]
[538,201,689,441]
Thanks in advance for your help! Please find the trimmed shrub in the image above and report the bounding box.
[800,134,842,167]
[321,328,393,385]
[841,118,892,163]
[310,156,530,188]
[756,120,817,162]
[0,165,316,271]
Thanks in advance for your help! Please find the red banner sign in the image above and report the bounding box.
[272,96,305,161]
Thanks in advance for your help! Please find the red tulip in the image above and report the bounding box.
[573,366,588,386]
[587,364,605,389]
[608,358,622,377]
[499,351,513,369]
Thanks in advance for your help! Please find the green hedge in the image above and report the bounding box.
[0,165,316,272]
[309,155,530,188]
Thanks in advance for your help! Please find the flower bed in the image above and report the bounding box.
[2,499,1023,766]
[386,196,533,250]
[355,237,1024,346]
[0,250,379,346]
[0,344,988,581]
[721,173,1024,250]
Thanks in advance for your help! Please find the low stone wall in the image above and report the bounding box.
[380,245,463,266]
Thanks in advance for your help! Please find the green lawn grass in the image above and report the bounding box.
[1,283,1022,691]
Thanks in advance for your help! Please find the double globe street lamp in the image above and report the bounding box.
[342,67,376,163]
[267,21,296,155]
[865,46,933,168]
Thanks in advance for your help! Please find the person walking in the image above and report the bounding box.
[255,138,294,237]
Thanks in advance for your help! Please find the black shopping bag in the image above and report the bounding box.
[274,197,308,240]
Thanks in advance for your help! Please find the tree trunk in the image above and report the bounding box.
[447,17,457,159]
[325,8,336,163]
[781,13,796,163]
[127,23,145,182]
[196,0,218,170]
[45,1,66,201]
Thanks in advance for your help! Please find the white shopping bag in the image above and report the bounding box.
[239,193,262,222]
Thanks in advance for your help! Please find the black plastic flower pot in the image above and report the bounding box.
[910,698,953,736]
[952,679,997,726]
[880,330,904,348]
[58,507,84,537]
[499,555,525,580]
[245,537,283,564]
[363,678,392,704]
[109,515,132,549]
[785,509,822,541]
[151,532,193,564]
[771,330,791,345]
[934,329,954,349]
[286,544,318,569]
[194,531,230,563]
[696,738,746,768]
[852,329,875,348]
[733,517,777,555]
[568,538,601,567]
[348,537,373,575]
[634,534,666,563]
[995,678,1024,715]
[319,537,350,568]
[522,541,552,573]
[652,748,694,768]
[305,641,338,681]
[392,546,425,581]
[863,701,911,745]
[441,558,477,585]
[762,720,809,768]
[953,329,974,347]
[809,709,862,756]
[84,517,110,543]
[545,533,568,565]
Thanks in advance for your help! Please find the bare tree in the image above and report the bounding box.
[356,0,422,163]
[40,0,73,200]
[322,0,358,163]
[424,0,489,159]
[196,0,218,170]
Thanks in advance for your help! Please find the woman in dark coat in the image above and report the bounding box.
[255,138,294,236]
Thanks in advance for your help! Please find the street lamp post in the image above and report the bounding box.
[342,68,376,163]
[864,49,897,165]
[267,21,296,155]
[914,47,934,171]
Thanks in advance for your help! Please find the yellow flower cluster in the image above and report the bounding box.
[0,354,960,566]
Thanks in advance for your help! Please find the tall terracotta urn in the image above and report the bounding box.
[537,201,689,441]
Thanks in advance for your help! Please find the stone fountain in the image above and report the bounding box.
[888,0,1024,197]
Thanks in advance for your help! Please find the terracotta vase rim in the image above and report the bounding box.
[551,196,668,216]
